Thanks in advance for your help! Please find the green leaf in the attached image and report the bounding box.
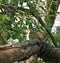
[0,14,3,19]
[44,16,49,22]
[48,7,53,12]
[4,14,10,21]
[20,0,24,5]
[0,20,3,25]
[13,0,18,5]
[0,0,2,4]
[27,1,38,16]
[0,14,4,24]
[52,1,58,4]
[1,0,8,4]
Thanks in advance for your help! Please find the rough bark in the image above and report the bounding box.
[0,38,60,63]
[0,38,40,63]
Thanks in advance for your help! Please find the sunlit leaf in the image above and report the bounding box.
[0,14,3,19]
[4,14,10,21]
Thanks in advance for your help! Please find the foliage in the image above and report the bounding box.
[52,32,60,47]
[0,0,47,42]
[0,0,59,63]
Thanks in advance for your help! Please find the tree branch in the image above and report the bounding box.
[0,38,60,63]
[0,38,40,63]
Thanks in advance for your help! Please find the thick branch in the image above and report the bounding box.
[0,38,60,63]
[0,38,40,63]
